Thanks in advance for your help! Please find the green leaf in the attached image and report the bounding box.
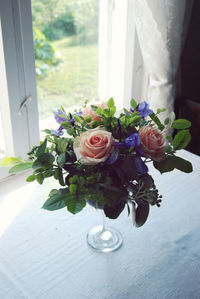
[164,117,170,125]
[69,183,77,194]
[48,189,59,197]
[107,98,114,108]
[9,162,32,174]
[54,168,59,179]
[110,106,116,115]
[120,115,126,124]
[57,153,66,168]
[35,138,47,157]
[57,167,65,186]
[91,105,98,111]
[149,113,165,131]
[59,105,66,113]
[42,191,68,211]
[26,174,36,182]
[66,194,86,214]
[43,169,53,178]
[171,156,193,173]
[153,157,175,174]
[67,128,75,136]
[57,139,68,153]
[153,155,193,174]
[74,115,82,123]
[85,115,92,123]
[32,153,55,169]
[43,129,51,134]
[135,200,150,227]
[104,201,125,219]
[61,121,70,129]
[96,107,103,115]
[171,111,176,123]
[123,108,129,114]
[130,98,137,109]
[69,175,79,184]
[131,115,142,125]
[0,157,22,167]
[172,119,191,129]
[156,108,166,114]
[172,130,191,150]
[36,173,44,184]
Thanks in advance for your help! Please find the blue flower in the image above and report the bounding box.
[134,155,148,174]
[138,101,153,118]
[117,117,121,128]
[51,125,64,137]
[69,113,75,126]
[106,150,119,165]
[114,142,125,149]
[53,109,68,124]
[76,111,82,117]
[124,133,140,148]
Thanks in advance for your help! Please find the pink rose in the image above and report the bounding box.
[139,126,168,162]
[73,127,114,165]
[82,102,107,123]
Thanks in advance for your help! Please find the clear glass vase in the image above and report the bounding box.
[87,212,123,252]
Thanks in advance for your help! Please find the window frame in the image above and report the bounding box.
[0,0,147,181]
[0,0,39,180]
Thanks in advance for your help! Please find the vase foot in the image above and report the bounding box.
[87,225,123,252]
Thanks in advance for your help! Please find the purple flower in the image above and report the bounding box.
[69,113,75,126]
[134,156,148,174]
[117,117,121,128]
[76,111,82,116]
[138,101,153,118]
[53,109,68,124]
[106,150,119,164]
[114,142,125,149]
[51,125,64,137]
[125,133,140,148]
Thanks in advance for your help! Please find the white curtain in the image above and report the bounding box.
[134,0,193,120]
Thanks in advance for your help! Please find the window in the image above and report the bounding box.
[0,0,147,180]
[0,0,39,180]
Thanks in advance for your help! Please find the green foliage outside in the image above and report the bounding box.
[37,37,98,118]
[33,28,60,78]
[32,0,99,117]
[32,0,98,42]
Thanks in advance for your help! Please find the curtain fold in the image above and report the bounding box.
[134,0,193,120]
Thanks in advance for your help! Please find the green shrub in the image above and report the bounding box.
[43,11,76,41]
[33,28,60,78]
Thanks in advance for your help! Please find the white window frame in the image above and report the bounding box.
[0,0,147,181]
[0,0,39,180]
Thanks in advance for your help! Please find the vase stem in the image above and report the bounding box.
[87,211,123,252]
[102,211,106,232]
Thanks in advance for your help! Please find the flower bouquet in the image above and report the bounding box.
[1,98,193,250]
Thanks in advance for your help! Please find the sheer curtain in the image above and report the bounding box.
[134,0,193,119]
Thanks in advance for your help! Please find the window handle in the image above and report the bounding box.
[18,96,32,115]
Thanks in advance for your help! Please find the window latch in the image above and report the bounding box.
[18,95,32,115]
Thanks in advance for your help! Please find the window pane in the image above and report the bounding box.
[31,0,99,133]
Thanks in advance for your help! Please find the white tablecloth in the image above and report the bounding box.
[0,150,200,299]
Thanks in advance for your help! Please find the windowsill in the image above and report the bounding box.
[0,169,32,197]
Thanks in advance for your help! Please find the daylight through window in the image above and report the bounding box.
[31,0,99,134]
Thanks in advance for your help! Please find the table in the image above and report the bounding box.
[0,150,199,299]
